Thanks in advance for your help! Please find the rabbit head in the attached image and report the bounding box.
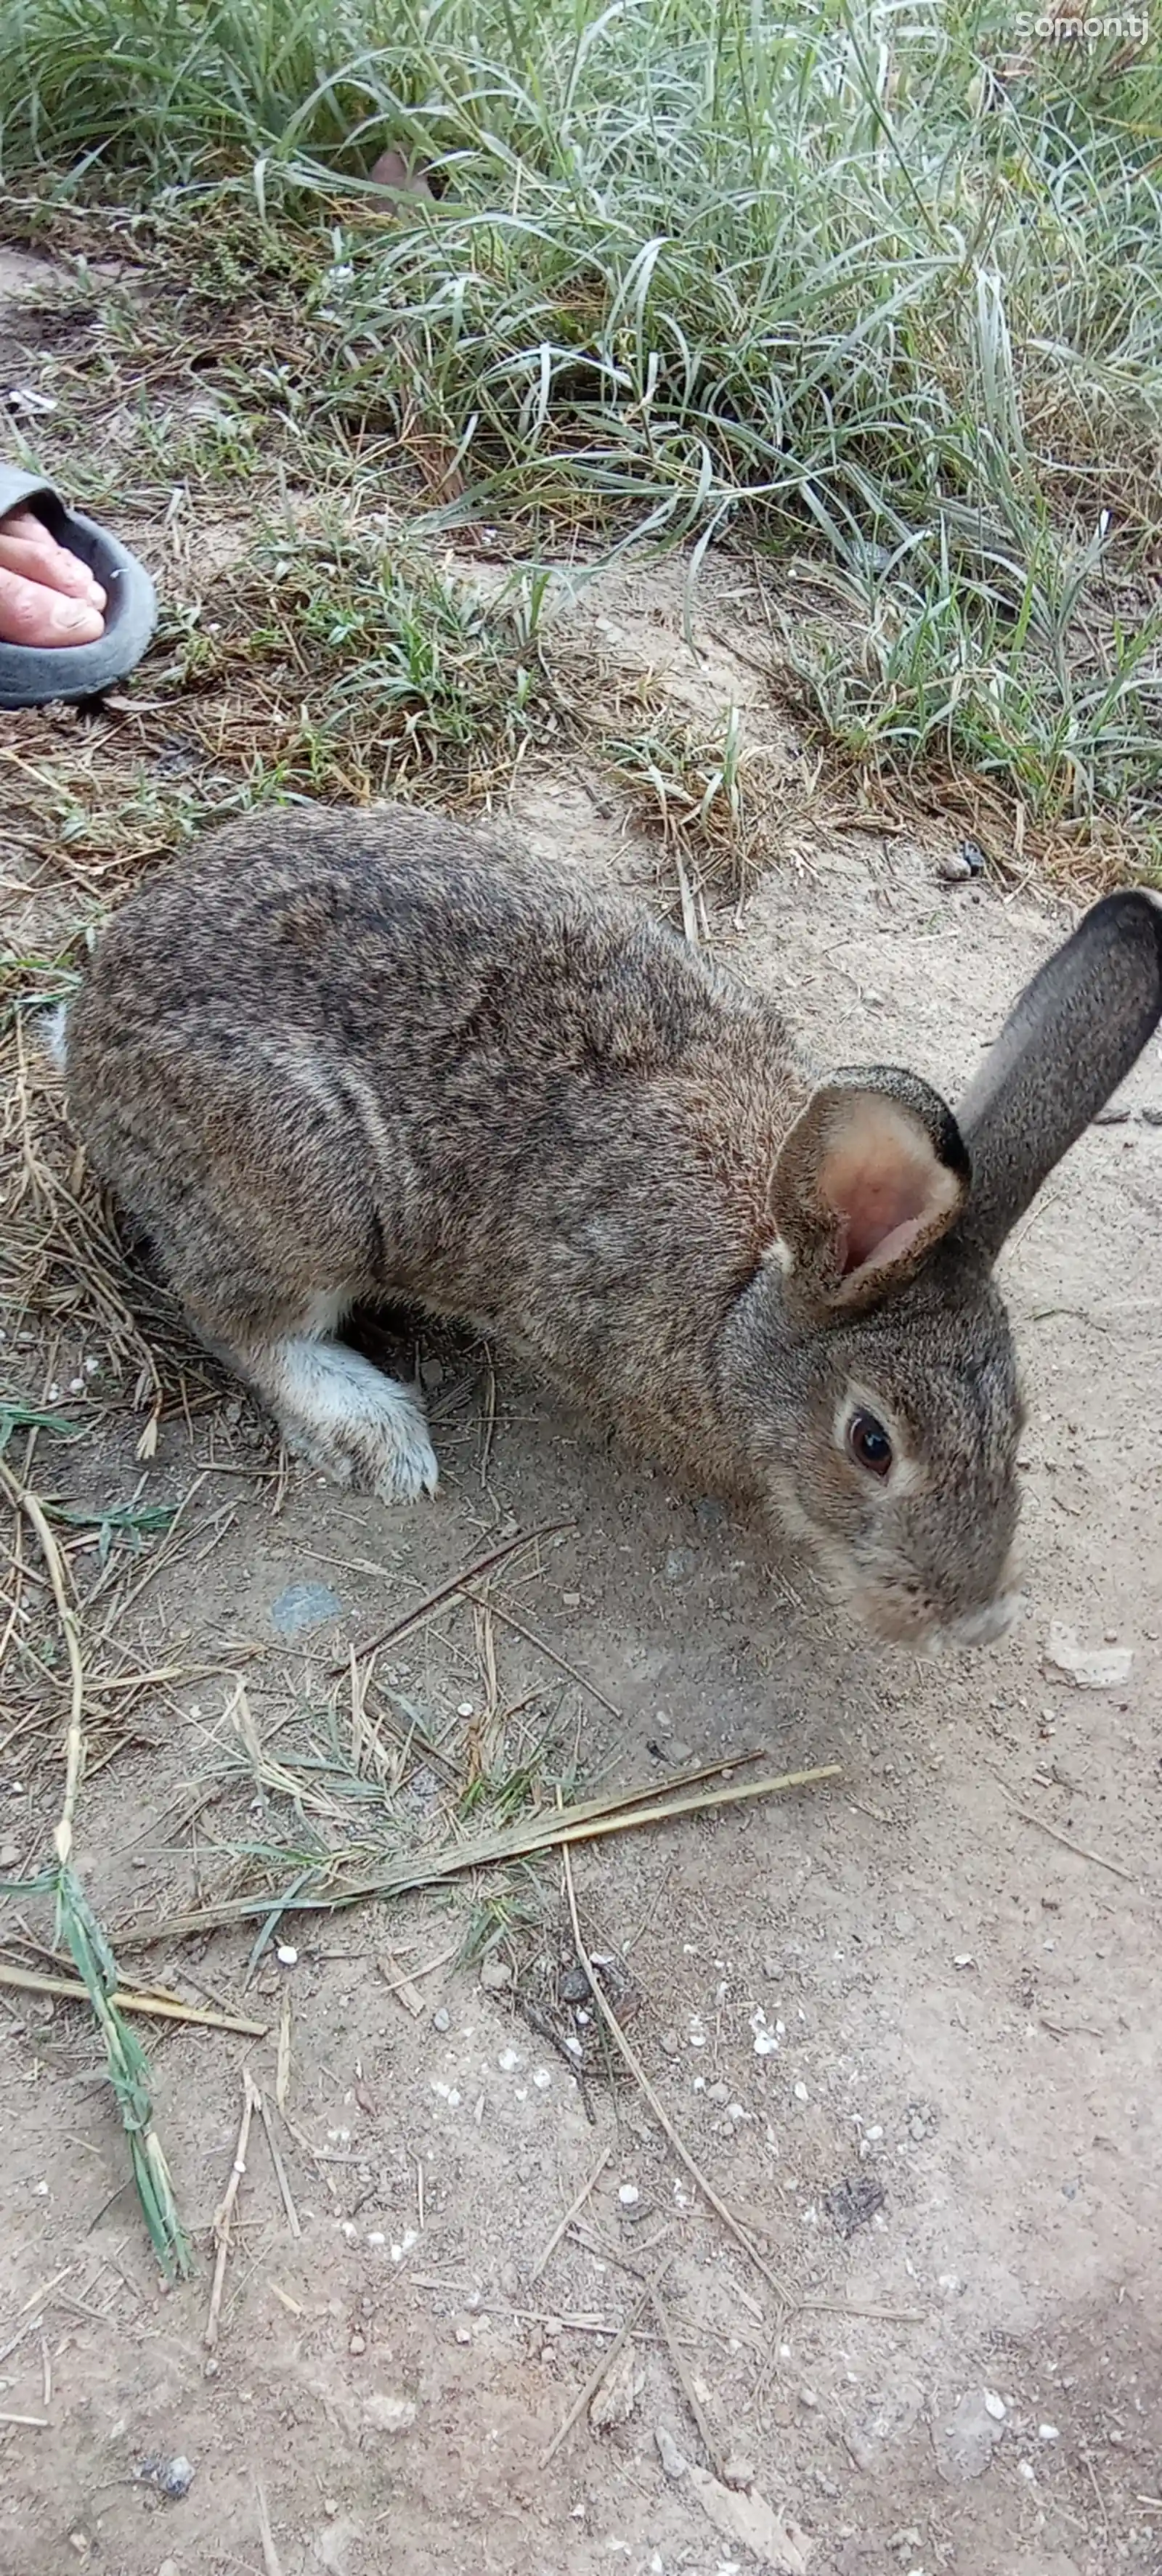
[730,889,1162,1649]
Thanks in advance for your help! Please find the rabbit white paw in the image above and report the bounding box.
[267,1335,439,1503]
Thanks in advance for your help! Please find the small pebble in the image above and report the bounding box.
[1039,2423,1060,2442]
[456,1701,474,1719]
[432,2008,450,2032]
[349,2330,366,2355]
[137,2455,195,2500]
[561,1591,581,1610]
[938,849,973,884]
[269,1580,343,1642]
[276,1944,298,1967]
[793,2082,809,2103]
[707,2080,730,2106]
[617,2182,641,2206]
[984,2390,1007,2421]
[659,2029,680,2055]
[0,1839,19,1869]
[668,1739,693,1764]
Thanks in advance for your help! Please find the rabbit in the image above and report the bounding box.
[56,802,1162,1649]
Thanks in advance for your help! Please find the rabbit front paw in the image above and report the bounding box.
[265,1335,439,1504]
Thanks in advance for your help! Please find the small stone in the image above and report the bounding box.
[659,2029,680,2055]
[1039,2422,1060,2442]
[137,2455,195,2500]
[270,1580,343,1641]
[793,2082,808,2102]
[935,2389,1004,2480]
[480,1957,512,1994]
[798,2386,820,2409]
[349,2330,366,2355]
[0,1839,18,1869]
[722,2449,756,2487]
[456,1700,474,1719]
[561,1591,581,1610]
[276,1944,298,1967]
[656,2424,688,2479]
[707,2080,730,2106]
[589,2336,643,2429]
[618,2182,641,2206]
[432,2007,450,2031]
[667,1739,693,1765]
[984,2390,1007,2421]
[938,849,973,884]
[362,2390,417,2435]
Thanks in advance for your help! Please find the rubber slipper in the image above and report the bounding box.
[0,465,157,710]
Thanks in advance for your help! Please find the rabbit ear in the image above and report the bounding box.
[956,889,1162,1261]
[770,1068,970,1321]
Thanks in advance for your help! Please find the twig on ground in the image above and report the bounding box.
[530,2142,612,2283]
[560,1842,795,2309]
[339,1520,574,1669]
[123,1758,840,1942]
[259,2099,301,2239]
[255,2481,285,2576]
[0,1960,266,2035]
[205,2070,261,2357]
[1005,1796,1138,1884]
[651,2281,730,2477]
[540,2254,670,2469]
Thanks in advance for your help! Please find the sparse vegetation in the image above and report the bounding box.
[3,0,1161,832]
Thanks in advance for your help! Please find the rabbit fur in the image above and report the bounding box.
[59,803,1162,1648]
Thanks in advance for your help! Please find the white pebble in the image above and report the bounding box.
[497,2047,523,2073]
[984,2390,1007,2421]
[532,2068,552,2090]
[1039,2423,1060,2442]
[793,2082,809,2102]
[276,1944,298,1966]
[457,1701,474,1719]
[618,2183,640,2206]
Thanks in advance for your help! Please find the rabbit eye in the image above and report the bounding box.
[847,1409,893,1477]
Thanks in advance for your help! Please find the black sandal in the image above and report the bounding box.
[0,465,156,710]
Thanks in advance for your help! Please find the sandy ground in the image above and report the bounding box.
[2,255,1162,2576]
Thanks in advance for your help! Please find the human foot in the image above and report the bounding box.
[0,505,106,647]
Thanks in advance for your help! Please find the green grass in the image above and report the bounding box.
[1,0,1161,832]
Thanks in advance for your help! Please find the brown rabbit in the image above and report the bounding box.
[57,804,1162,1647]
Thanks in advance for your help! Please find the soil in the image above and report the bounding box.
[2,258,1162,2576]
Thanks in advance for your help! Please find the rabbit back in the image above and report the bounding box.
[65,804,803,1475]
